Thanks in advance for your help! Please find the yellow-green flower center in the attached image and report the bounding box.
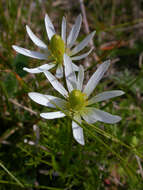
[68,90,87,111]
[50,34,65,64]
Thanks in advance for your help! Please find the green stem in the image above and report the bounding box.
[127,72,143,89]
[82,127,138,181]
[0,162,24,187]
[65,119,72,169]
[103,18,143,32]
[0,179,64,189]
[82,120,143,159]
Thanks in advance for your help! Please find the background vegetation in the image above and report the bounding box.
[0,0,143,189]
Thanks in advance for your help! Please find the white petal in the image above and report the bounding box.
[26,25,48,49]
[61,16,66,43]
[23,63,55,74]
[67,14,82,48]
[44,95,67,108]
[81,108,97,124]
[82,107,121,124]
[72,63,79,71]
[83,60,110,97]
[40,111,65,119]
[72,115,85,145]
[12,45,47,60]
[45,14,56,40]
[28,92,50,106]
[56,64,63,79]
[64,54,77,92]
[71,31,96,55]
[77,65,84,90]
[44,70,68,97]
[71,48,94,61]
[28,92,67,108]
[88,90,125,105]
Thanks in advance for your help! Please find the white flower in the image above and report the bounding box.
[12,14,95,78]
[28,54,124,145]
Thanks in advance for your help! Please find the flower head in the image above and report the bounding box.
[28,54,124,145]
[12,14,95,78]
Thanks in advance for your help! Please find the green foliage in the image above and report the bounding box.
[2,73,18,97]
[0,0,143,189]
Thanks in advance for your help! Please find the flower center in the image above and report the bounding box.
[68,90,87,111]
[50,34,65,64]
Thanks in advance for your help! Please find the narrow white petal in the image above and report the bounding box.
[81,108,97,124]
[67,14,82,48]
[71,31,96,55]
[64,54,77,92]
[26,25,48,49]
[72,63,79,71]
[77,65,84,90]
[71,48,94,61]
[56,64,63,79]
[44,95,67,108]
[40,111,65,119]
[61,16,66,43]
[12,45,47,60]
[45,14,56,40]
[44,70,68,97]
[83,60,110,97]
[28,92,50,106]
[82,107,121,124]
[28,92,67,108]
[72,115,85,145]
[88,90,125,105]
[23,63,55,74]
